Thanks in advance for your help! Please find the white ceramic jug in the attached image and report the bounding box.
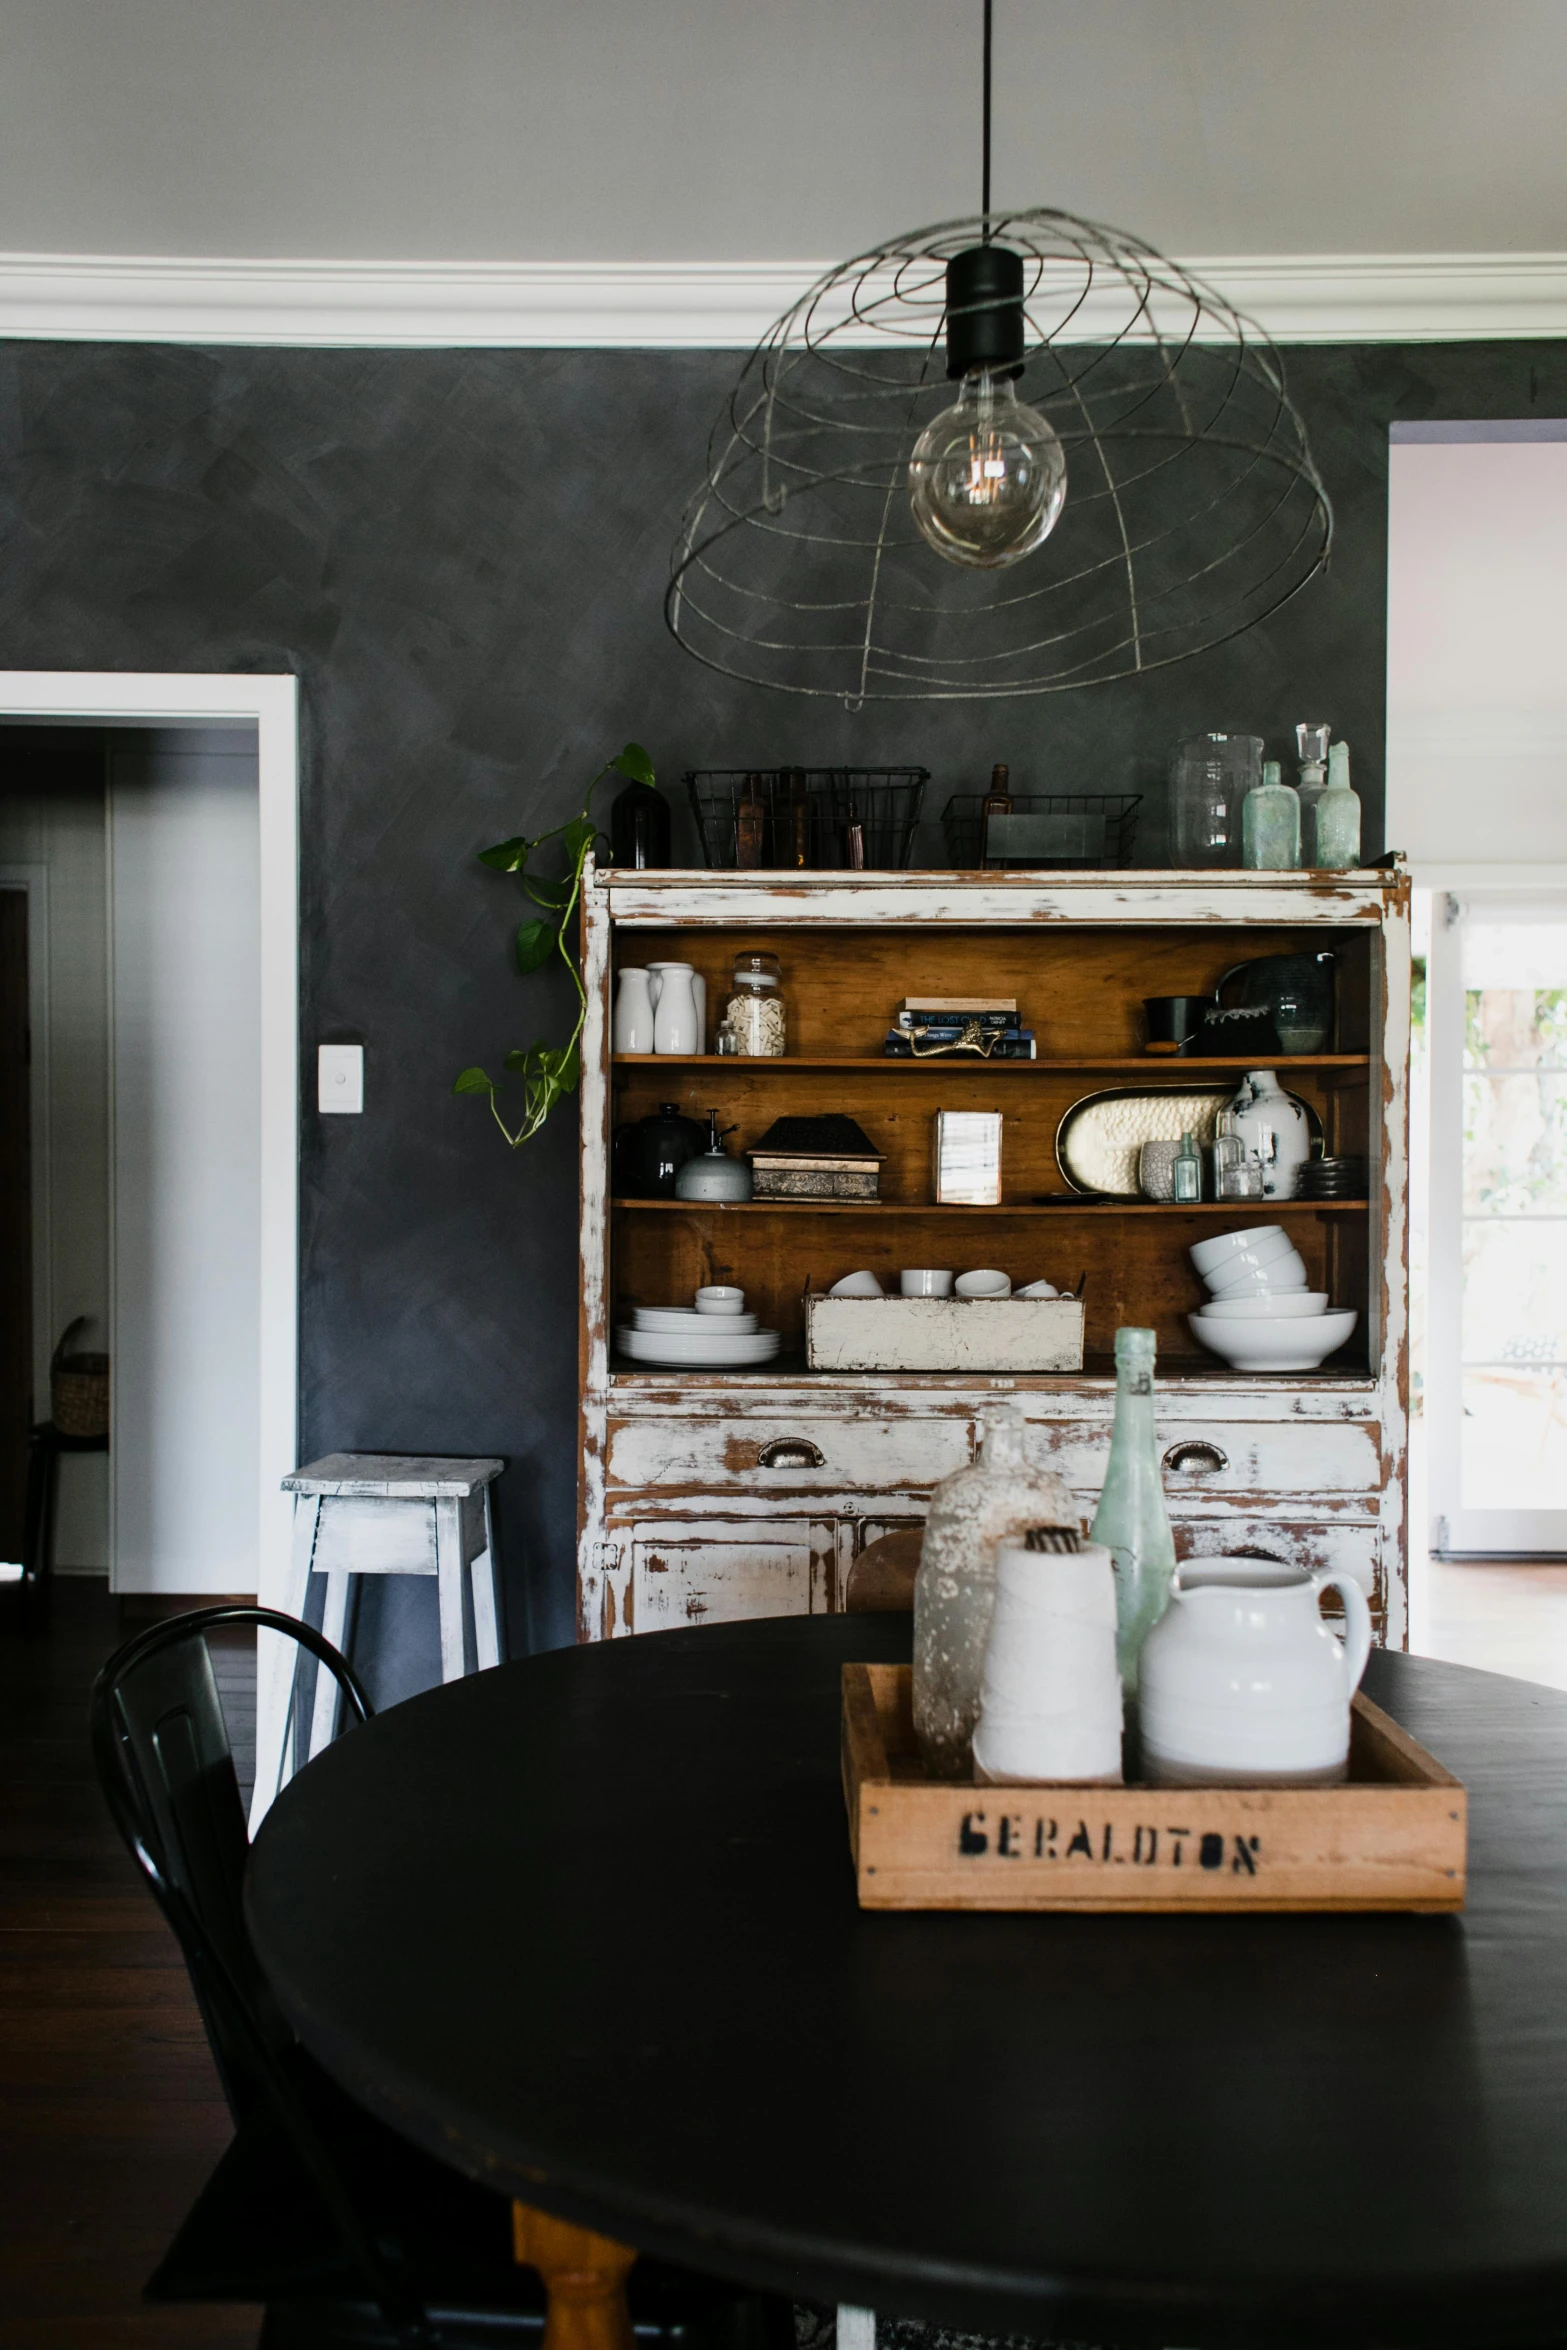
[612,968,655,1055]
[1138,1558,1373,1786]
[1229,1069,1312,1201]
[650,963,700,1055]
[648,963,706,1041]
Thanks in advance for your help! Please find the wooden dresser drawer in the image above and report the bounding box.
[626,1518,836,1630]
[1037,1416,1383,1501]
[1172,1515,1382,1598]
[606,1414,975,1494]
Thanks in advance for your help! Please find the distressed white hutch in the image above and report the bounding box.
[577,863,1410,1646]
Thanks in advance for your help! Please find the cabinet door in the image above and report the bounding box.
[629,1517,835,1631]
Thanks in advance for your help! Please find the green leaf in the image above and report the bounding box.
[610,742,656,788]
[478,836,528,872]
[561,815,597,862]
[514,917,556,974]
[554,1040,581,1093]
[523,873,573,911]
[504,1043,546,1073]
[452,1066,495,1096]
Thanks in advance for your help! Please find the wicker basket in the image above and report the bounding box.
[51,1319,109,1439]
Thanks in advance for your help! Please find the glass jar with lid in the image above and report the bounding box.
[725,951,786,1057]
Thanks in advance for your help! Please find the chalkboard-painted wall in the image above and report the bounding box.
[0,338,1562,1675]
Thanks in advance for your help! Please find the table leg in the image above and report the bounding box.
[251,1494,320,1834]
[435,1496,468,1681]
[512,2201,636,2350]
[471,1489,502,1669]
[307,1569,352,1758]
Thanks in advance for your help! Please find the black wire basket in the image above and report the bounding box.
[685,768,928,871]
[941,793,1142,871]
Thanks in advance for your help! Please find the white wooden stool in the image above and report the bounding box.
[257,1453,505,1809]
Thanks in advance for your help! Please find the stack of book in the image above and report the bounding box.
[882,997,1035,1060]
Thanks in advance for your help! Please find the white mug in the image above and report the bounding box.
[1139,1558,1373,1786]
[900,1269,954,1298]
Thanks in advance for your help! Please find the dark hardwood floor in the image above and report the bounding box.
[0,1577,260,2348]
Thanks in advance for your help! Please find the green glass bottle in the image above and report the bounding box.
[1089,1326,1177,1692]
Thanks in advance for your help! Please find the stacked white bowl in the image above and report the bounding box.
[1187,1226,1357,1371]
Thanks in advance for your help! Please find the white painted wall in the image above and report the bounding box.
[0,754,111,1569]
[1387,441,1567,869]
[1,0,1566,264]
[108,727,261,1594]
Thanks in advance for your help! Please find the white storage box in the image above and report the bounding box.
[804,1293,1085,1373]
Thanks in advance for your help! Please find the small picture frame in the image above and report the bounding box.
[932,1109,1003,1206]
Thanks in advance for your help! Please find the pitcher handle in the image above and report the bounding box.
[1215,961,1250,1008]
[1314,1569,1373,1693]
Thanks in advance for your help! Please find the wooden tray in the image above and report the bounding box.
[842,1664,1467,1913]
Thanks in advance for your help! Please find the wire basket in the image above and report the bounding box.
[941,793,1142,871]
[686,769,928,871]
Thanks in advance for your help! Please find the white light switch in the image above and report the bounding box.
[318,1044,364,1114]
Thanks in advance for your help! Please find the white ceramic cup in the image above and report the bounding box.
[1189,1224,1288,1277]
[1014,1279,1060,1300]
[695,1285,745,1314]
[829,1270,884,1298]
[899,1269,954,1298]
[955,1269,1011,1298]
[1139,1558,1373,1787]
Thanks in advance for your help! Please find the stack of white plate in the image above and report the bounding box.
[1186,1226,1357,1371]
[616,1304,781,1367]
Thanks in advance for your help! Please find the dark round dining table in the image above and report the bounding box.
[246,1614,1567,2348]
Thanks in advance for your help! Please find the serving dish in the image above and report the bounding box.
[1188,1308,1358,1370]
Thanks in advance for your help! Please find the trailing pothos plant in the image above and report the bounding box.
[453,742,656,1148]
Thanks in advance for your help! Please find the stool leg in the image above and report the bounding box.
[251,1494,321,1833]
[435,1496,468,1681]
[837,2310,876,2350]
[307,1569,352,1758]
[470,1487,501,1670]
[512,2202,635,2350]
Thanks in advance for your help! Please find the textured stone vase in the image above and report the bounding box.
[912,1401,1076,1778]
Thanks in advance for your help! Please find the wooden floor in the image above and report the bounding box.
[0,1577,259,2349]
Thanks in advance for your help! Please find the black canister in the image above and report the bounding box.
[612,1103,706,1198]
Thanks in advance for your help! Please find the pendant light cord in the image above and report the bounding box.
[981,0,993,238]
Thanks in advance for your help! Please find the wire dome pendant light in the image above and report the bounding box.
[665,11,1332,704]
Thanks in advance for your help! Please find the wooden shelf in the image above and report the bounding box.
[612,1198,1370,1216]
[613,1054,1370,1072]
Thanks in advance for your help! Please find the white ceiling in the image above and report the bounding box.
[3,0,1564,264]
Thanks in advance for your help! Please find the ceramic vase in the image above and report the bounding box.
[912,1401,1076,1779]
[612,968,655,1055]
[650,964,700,1056]
[1230,1069,1312,1201]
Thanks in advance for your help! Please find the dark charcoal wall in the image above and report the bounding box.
[1,337,1564,1670]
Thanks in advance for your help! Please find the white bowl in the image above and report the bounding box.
[1204,1261,1310,1298]
[900,1268,955,1297]
[1198,1291,1330,1321]
[829,1270,883,1298]
[1014,1279,1060,1300]
[1202,1239,1303,1291]
[955,1269,1011,1298]
[695,1286,745,1314]
[1189,1225,1288,1277]
[1205,1245,1308,1295]
[1187,1308,1357,1370]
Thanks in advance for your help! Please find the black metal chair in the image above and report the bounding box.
[91,1605,790,2350]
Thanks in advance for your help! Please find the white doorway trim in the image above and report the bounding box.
[0,862,52,1396]
[0,672,298,1603]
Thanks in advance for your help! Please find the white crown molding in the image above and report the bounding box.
[0,248,1566,348]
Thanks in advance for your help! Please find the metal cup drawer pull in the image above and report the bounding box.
[755,1437,827,1469]
[1162,1440,1229,1475]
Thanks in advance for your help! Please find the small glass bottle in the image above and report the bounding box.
[1210,1109,1243,1199]
[1295,722,1331,863]
[1089,1328,1177,1694]
[725,951,786,1057]
[1172,1129,1202,1203]
[1314,739,1362,871]
[1242,758,1302,871]
[912,1400,1077,1777]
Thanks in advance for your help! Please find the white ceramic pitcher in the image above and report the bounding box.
[612,968,655,1055]
[1138,1558,1372,1786]
[649,962,703,1055]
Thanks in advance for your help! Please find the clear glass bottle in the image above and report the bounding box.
[1210,1109,1243,1199]
[725,951,786,1057]
[1089,1328,1177,1693]
[1169,733,1262,867]
[912,1401,1076,1778]
[1295,722,1331,863]
[1242,758,1302,870]
[1314,740,1362,871]
[1172,1129,1202,1202]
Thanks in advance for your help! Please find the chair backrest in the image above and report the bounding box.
[844,1528,922,1613]
[90,1604,373,2117]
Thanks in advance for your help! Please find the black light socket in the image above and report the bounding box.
[944,244,1026,380]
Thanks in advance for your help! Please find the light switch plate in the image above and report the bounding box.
[318,1044,364,1114]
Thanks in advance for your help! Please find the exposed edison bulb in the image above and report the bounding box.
[908,369,1067,570]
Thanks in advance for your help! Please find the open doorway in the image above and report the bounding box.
[1389,427,1567,1682]
[0,674,298,1610]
